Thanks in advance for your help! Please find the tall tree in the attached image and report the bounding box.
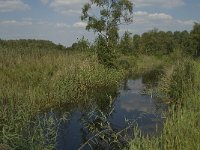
[81,0,133,67]
[191,23,200,56]
[119,31,133,54]
[132,34,140,54]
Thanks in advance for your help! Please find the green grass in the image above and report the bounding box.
[0,46,125,149]
[1,40,200,149]
[128,58,200,150]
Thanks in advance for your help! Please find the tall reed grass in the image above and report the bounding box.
[128,58,200,150]
[0,47,125,149]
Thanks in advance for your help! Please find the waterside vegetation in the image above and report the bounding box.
[0,22,200,149]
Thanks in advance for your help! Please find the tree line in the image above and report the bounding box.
[70,23,200,58]
[0,39,66,51]
[119,23,200,57]
[1,22,199,59]
[74,0,200,67]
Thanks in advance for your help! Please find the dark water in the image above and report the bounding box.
[41,78,166,150]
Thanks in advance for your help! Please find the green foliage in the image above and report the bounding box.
[169,60,196,105]
[118,24,200,57]
[132,34,141,54]
[95,35,117,67]
[173,30,196,55]
[119,31,133,54]
[0,39,67,52]
[128,58,200,150]
[71,36,91,51]
[1,22,200,150]
[191,23,200,56]
[79,108,131,150]
[81,0,133,67]
[139,29,175,55]
[142,65,164,86]
[0,41,125,149]
[0,144,13,150]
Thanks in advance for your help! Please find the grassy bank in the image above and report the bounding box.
[128,57,200,150]
[1,40,200,149]
[0,45,125,149]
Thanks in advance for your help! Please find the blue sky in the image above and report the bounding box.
[0,0,199,46]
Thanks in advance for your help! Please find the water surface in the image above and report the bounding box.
[45,78,166,149]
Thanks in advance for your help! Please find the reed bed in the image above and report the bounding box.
[0,47,125,149]
[128,58,200,150]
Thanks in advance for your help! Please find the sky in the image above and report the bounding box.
[0,0,199,46]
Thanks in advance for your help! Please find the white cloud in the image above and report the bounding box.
[148,13,173,20]
[21,21,33,25]
[59,9,81,15]
[56,23,70,28]
[133,11,173,24]
[49,0,88,15]
[176,20,197,26]
[0,16,197,46]
[73,22,87,28]
[0,0,30,12]
[0,19,32,26]
[132,11,198,29]
[0,20,17,24]
[0,18,93,46]
[134,11,148,16]
[121,11,199,35]
[50,0,83,6]
[133,0,185,8]
[40,0,49,5]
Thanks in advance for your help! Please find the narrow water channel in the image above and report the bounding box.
[42,78,166,150]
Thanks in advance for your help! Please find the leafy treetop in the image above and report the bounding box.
[81,0,133,44]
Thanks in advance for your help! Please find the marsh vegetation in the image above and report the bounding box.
[0,15,200,150]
